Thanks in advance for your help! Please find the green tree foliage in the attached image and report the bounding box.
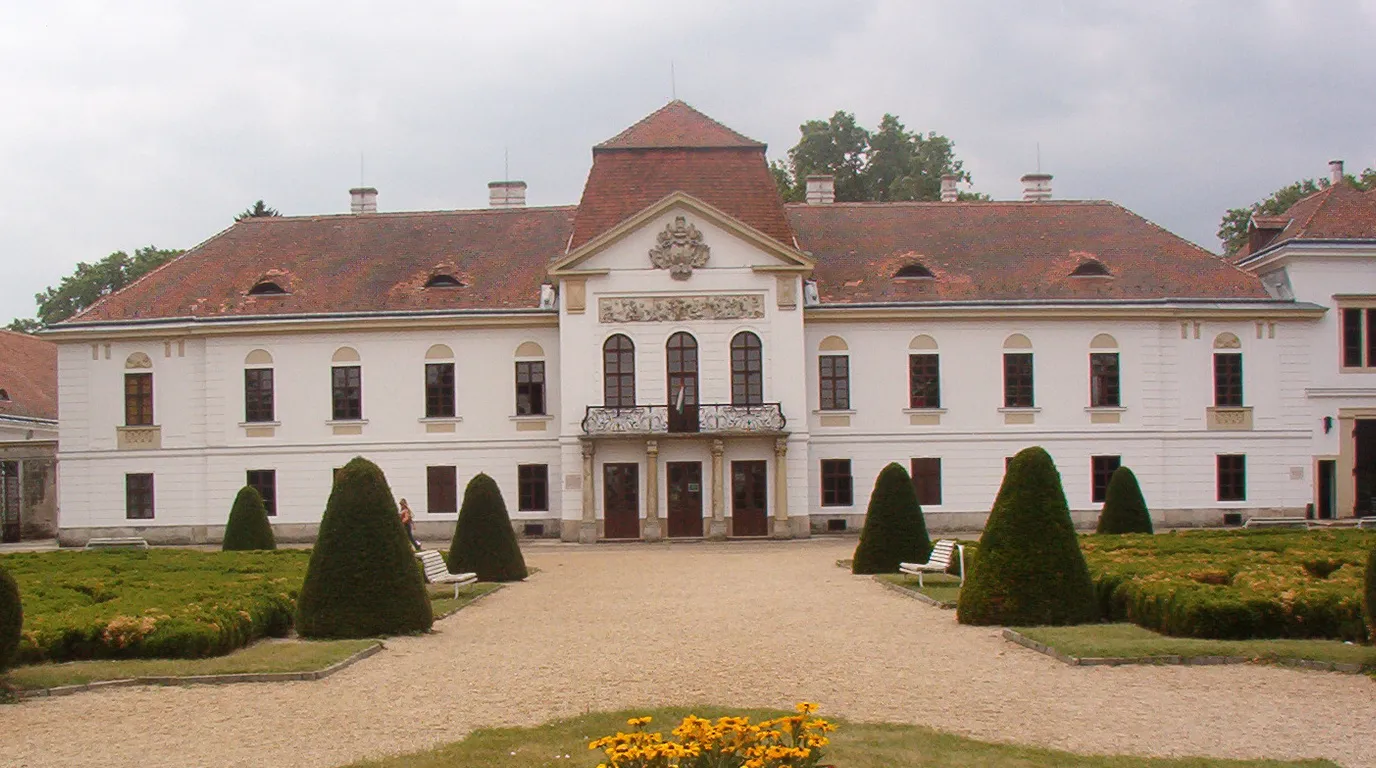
[1218,168,1376,255]
[222,486,277,551]
[1095,466,1153,535]
[771,111,987,203]
[1365,544,1376,642]
[6,245,183,331]
[449,473,528,582]
[0,564,20,671]
[235,200,281,222]
[957,447,1097,627]
[296,457,432,638]
[852,462,932,574]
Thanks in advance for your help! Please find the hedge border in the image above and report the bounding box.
[15,641,383,700]
[874,576,956,609]
[1000,629,1366,674]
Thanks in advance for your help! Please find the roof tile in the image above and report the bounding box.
[0,330,57,422]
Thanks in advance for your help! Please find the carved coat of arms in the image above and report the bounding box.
[649,215,710,280]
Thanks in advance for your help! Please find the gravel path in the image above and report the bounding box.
[4,539,1373,768]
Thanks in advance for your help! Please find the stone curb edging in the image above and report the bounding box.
[432,583,505,620]
[874,576,957,609]
[15,641,385,700]
[1000,629,1367,674]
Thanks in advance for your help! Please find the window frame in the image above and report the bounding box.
[1089,352,1121,408]
[246,469,277,517]
[124,372,154,426]
[331,365,363,420]
[1091,455,1121,504]
[1213,352,1243,407]
[1337,300,1376,371]
[518,464,549,512]
[244,367,275,423]
[1217,454,1246,502]
[818,354,850,411]
[730,332,764,406]
[820,459,853,507]
[515,360,546,415]
[424,362,456,418]
[908,353,941,409]
[1002,352,1034,408]
[910,457,942,506]
[426,466,458,514]
[602,335,636,408]
[125,473,155,519]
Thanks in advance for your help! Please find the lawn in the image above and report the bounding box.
[340,707,1338,768]
[429,582,502,618]
[1014,623,1376,670]
[876,573,962,606]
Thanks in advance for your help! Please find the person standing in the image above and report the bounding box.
[399,498,421,551]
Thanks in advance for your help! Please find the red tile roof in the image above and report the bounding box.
[596,101,765,150]
[787,201,1268,303]
[70,207,575,323]
[0,330,57,422]
[1236,183,1376,259]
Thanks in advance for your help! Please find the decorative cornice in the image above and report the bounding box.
[599,294,765,323]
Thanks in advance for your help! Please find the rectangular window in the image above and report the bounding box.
[910,457,942,506]
[124,373,153,426]
[1089,353,1120,408]
[515,361,546,415]
[125,473,154,519]
[1091,455,1121,503]
[1003,353,1034,408]
[819,355,850,411]
[908,354,940,408]
[1217,454,1246,501]
[820,459,853,506]
[426,466,457,514]
[246,469,277,517]
[425,363,456,418]
[244,368,274,423]
[518,464,549,512]
[1213,353,1243,407]
[331,365,362,420]
[1342,308,1363,368]
[1369,309,1376,370]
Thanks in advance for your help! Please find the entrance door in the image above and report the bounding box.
[731,460,768,537]
[666,462,703,538]
[0,461,19,543]
[666,332,699,433]
[602,463,640,539]
[1318,460,1336,520]
[1356,420,1376,517]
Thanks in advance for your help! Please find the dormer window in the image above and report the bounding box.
[893,263,934,279]
[0,388,9,402]
[248,281,288,296]
[425,274,464,288]
[1070,260,1111,278]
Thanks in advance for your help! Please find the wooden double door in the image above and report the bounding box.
[603,463,640,539]
[666,461,703,538]
[731,460,768,537]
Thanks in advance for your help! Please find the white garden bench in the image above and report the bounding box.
[1356,517,1376,530]
[1242,517,1310,530]
[415,550,477,597]
[899,539,965,587]
[83,537,150,550]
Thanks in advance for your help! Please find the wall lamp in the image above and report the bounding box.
[1323,416,1334,434]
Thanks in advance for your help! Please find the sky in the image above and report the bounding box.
[2,0,1375,326]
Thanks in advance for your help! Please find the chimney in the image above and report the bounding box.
[940,174,959,203]
[489,180,527,208]
[805,175,835,205]
[349,187,378,214]
[1329,159,1344,186]
[1020,173,1053,202]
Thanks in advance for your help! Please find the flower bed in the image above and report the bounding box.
[589,703,836,768]
[1,549,310,664]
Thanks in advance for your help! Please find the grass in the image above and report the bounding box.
[2,638,377,691]
[340,707,1337,768]
[1014,623,1376,670]
[429,582,502,618]
[876,573,963,606]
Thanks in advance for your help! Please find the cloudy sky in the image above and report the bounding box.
[2,0,1374,325]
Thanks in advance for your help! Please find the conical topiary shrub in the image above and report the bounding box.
[0,564,20,672]
[1365,544,1376,642]
[222,486,277,551]
[957,446,1097,626]
[449,473,527,582]
[296,457,432,638]
[1095,466,1153,535]
[852,462,932,574]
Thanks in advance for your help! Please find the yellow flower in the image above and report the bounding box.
[796,701,820,715]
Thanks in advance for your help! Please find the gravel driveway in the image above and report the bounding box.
[4,538,1373,768]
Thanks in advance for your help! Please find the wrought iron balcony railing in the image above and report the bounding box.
[582,403,786,436]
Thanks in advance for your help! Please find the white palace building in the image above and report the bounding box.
[43,102,1376,544]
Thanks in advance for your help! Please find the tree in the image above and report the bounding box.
[1218,168,1376,255]
[0,564,20,672]
[1095,466,1153,535]
[7,245,183,331]
[222,486,277,551]
[449,473,528,582]
[957,446,1097,627]
[296,457,432,638]
[852,462,932,574]
[235,200,281,221]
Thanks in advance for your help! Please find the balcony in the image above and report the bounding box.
[582,403,786,437]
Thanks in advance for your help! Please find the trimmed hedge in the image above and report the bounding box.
[222,486,277,551]
[1366,544,1376,641]
[957,447,1097,627]
[1095,466,1152,535]
[0,564,20,671]
[296,457,433,638]
[852,462,931,574]
[449,473,528,582]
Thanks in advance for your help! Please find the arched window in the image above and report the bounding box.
[908,335,940,409]
[1089,334,1120,408]
[424,345,456,418]
[1213,333,1243,407]
[603,335,636,407]
[666,332,699,432]
[818,336,849,411]
[730,332,763,406]
[124,353,154,426]
[331,347,362,420]
[514,341,546,416]
[1002,334,1034,408]
[244,349,275,423]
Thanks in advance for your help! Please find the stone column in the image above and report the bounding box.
[643,440,662,540]
[579,440,598,543]
[708,439,728,540]
[771,437,792,538]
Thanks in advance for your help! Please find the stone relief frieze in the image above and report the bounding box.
[648,215,710,279]
[599,294,765,323]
